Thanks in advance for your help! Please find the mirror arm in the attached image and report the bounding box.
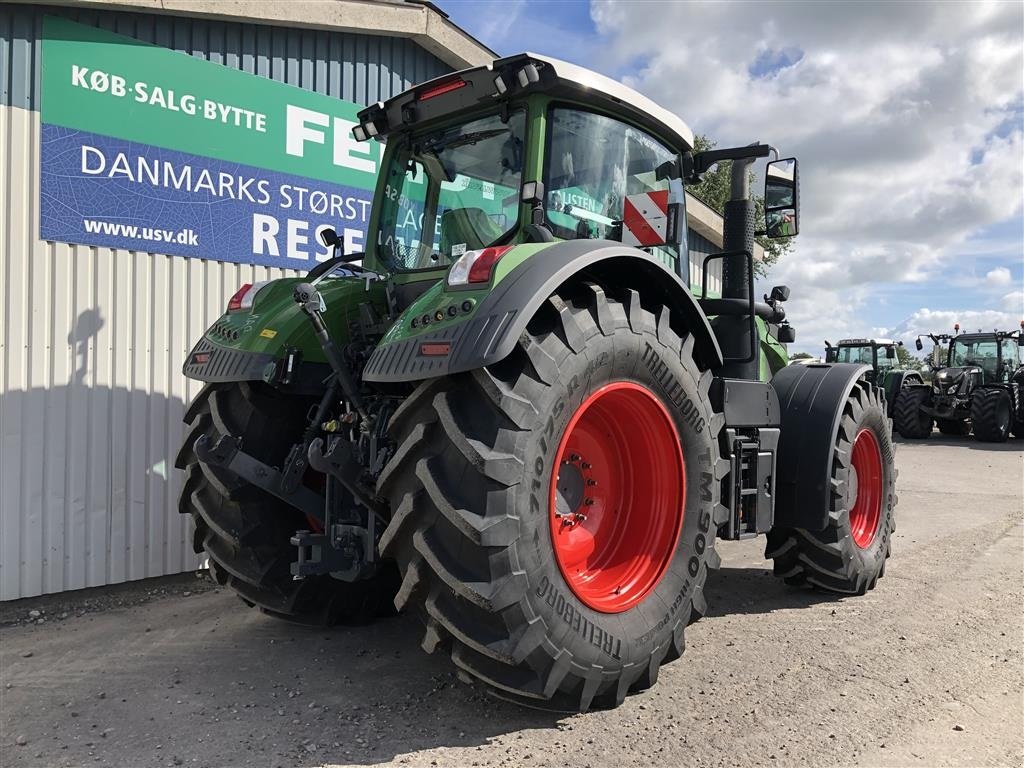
[684,143,772,183]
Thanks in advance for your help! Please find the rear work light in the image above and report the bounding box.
[447,246,514,287]
[226,281,267,312]
[418,77,466,101]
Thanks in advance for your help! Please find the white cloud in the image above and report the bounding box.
[886,307,1023,342]
[589,0,1023,349]
[986,267,1013,286]
[1002,289,1024,313]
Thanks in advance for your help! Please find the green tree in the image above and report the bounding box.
[789,351,814,361]
[895,345,923,371]
[688,135,792,277]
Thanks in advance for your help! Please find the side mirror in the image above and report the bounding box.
[770,285,791,302]
[777,323,796,344]
[319,227,340,247]
[764,158,799,238]
[915,338,924,352]
[931,348,944,367]
[825,348,837,363]
[886,346,896,359]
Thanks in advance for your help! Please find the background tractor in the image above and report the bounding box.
[177,54,897,711]
[893,325,1024,442]
[824,338,923,415]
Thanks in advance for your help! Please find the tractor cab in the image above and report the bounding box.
[946,333,1021,383]
[348,53,701,303]
[824,338,920,414]
[825,338,899,374]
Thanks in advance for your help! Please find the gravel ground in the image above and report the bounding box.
[1,435,1021,768]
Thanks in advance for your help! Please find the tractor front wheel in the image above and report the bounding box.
[378,283,724,711]
[971,389,1012,443]
[175,382,399,624]
[893,386,933,439]
[766,381,895,594]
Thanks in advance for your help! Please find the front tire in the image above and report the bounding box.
[378,283,725,711]
[893,386,933,439]
[766,381,896,594]
[175,382,399,625]
[971,388,1012,443]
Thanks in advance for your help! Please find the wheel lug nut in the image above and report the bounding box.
[581,462,591,470]
[584,498,595,506]
[586,479,597,486]
[570,453,581,462]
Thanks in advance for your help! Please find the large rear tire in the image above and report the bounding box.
[892,386,933,439]
[971,388,1012,443]
[378,283,726,711]
[175,382,399,625]
[766,381,896,594]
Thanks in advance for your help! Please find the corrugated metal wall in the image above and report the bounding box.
[687,229,723,295]
[0,3,450,600]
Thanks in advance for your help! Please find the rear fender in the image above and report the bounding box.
[883,370,922,406]
[770,362,882,531]
[183,277,387,388]
[362,239,723,382]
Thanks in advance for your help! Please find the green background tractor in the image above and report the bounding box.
[893,327,1024,442]
[824,338,923,416]
[177,54,898,711]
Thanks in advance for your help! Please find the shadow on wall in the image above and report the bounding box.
[0,309,196,600]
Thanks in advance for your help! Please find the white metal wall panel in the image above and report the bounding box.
[0,3,451,600]
[0,101,299,600]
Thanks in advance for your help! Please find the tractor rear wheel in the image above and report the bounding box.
[378,283,725,711]
[766,381,895,594]
[892,386,933,439]
[971,388,1012,443]
[175,382,399,624]
[936,418,970,436]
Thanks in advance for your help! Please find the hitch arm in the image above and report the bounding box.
[307,436,387,522]
[194,434,325,520]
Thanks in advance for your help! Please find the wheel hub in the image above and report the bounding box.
[849,428,883,549]
[548,382,686,614]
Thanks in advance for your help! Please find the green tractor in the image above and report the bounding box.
[824,338,923,416]
[893,325,1024,442]
[177,54,897,711]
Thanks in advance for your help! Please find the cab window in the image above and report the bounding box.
[544,108,680,268]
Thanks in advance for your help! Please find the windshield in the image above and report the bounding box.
[950,338,999,375]
[835,346,874,365]
[877,346,895,369]
[375,111,525,272]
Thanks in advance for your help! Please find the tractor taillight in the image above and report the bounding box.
[226,281,268,312]
[418,77,466,101]
[447,246,514,287]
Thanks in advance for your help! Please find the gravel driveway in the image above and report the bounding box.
[2,436,1021,768]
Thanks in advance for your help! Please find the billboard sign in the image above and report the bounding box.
[40,16,381,269]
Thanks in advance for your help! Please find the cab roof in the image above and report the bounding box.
[838,338,895,346]
[355,52,695,152]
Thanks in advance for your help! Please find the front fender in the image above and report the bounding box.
[362,240,723,382]
[770,362,875,531]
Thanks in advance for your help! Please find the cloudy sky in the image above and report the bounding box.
[445,0,1023,356]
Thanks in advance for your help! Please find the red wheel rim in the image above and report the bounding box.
[849,428,883,549]
[548,382,685,613]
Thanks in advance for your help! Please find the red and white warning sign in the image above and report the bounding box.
[622,189,669,247]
